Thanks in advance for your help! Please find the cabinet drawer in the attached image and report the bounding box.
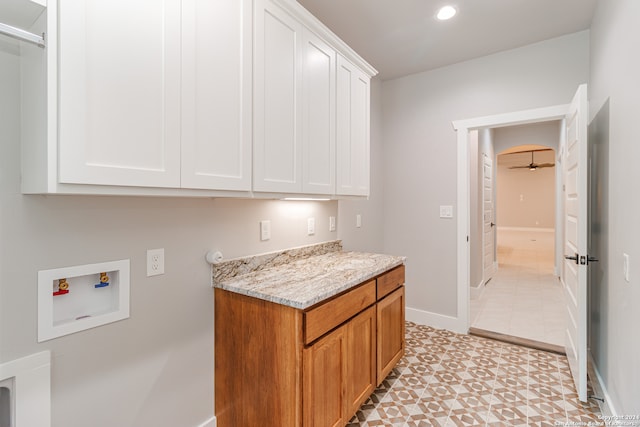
[377,265,405,300]
[304,280,376,345]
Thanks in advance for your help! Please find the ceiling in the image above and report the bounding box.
[297,0,598,80]
[498,149,555,168]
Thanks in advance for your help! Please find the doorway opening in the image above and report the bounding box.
[453,85,591,401]
[469,124,565,351]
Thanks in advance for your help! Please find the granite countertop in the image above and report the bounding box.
[212,241,405,309]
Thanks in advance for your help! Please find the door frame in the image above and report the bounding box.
[452,104,569,333]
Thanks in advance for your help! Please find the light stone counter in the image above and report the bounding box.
[212,241,405,309]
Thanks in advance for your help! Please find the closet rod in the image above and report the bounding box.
[0,22,45,48]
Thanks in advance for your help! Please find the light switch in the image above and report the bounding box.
[623,253,630,282]
[356,214,362,228]
[307,218,315,235]
[260,220,271,241]
[329,216,336,232]
[440,205,453,218]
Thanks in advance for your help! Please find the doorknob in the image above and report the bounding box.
[490,222,495,227]
[565,253,579,265]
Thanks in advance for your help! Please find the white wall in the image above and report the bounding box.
[493,121,560,154]
[382,31,589,324]
[496,149,556,229]
[0,41,345,427]
[338,79,385,253]
[589,0,640,415]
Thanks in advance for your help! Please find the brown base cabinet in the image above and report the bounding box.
[215,265,405,427]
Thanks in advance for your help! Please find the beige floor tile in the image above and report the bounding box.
[471,229,566,346]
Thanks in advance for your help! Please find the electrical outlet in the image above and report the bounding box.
[307,218,315,235]
[329,216,336,232]
[147,248,165,277]
[260,220,271,241]
[440,205,453,218]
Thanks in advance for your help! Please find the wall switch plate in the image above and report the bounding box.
[147,248,165,277]
[307,218,315,235]
[329,216,336,232]
[623,253,630,282]
[260,220,271,241]
[440,205,453,218]
[356,214,362,228]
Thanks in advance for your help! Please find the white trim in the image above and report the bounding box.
[588,353,617,418]
[452,104,569,131]
[406,307,466,334]
[470,280,485,300]
[0,351,51,427]
[496,226,555,233]
[196,416,216,427]
[453,103,571,333]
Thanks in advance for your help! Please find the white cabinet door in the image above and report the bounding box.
[57,0,181,188]
[336,55,370,196]
[253,0,303,193]
[181,0,252,191]
[301,29,336,195]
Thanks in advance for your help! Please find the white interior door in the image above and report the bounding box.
[562,84,588,402]
[483,153,495,283]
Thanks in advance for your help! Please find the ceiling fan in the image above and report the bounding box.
[508,150,555,171]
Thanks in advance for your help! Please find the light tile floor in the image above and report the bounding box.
[471,229,566,346]
[348,322,601,426]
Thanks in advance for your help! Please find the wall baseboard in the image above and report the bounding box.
[588,353,617,419]
[196,416,216,427]
[406,307,464,333]
[470,280,485,300]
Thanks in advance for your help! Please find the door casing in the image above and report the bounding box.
[453,103,571,334]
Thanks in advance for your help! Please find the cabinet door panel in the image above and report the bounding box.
[181,0,252,190]
[302,29,335,194]
[336,55,370,196]
[377,286,405,384]
[58,0,181,187]
[345,306,376,417]
[303,326,346,427]
[254,0,303,192]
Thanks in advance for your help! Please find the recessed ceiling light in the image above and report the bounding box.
[436,5,457,21]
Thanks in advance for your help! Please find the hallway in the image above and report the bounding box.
[471,229,566,347]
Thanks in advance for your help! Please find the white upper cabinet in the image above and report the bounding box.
[337,55,370,197]
[253,0,303,193]
[301,30,336,195]
[20,0,375,197]
[22,0,252,195]
[254,0,375,197]
[57,0,182,188]
[181,0,252,191]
